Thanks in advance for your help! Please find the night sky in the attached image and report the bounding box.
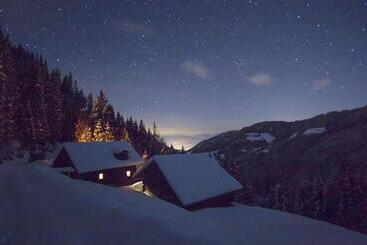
[1,0,366,148]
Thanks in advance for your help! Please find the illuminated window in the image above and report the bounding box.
[98,173,104,180]
[126,170,131,177]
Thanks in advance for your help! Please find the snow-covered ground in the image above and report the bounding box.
[288,132,298,140]
[303,127,326,136]
[246,132,276,143]
[1,162,366,245]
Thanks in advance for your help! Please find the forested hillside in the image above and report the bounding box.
[192,106,367,234]
[0,29,174,159]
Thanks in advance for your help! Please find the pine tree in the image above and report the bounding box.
[123,128,131,143]
[85,93,94,119]
[0,32,18,146]
[60,73,75,141]
[269,183,288,211]
[114,112,125,141]
[153,121,158,136]
[46,69,63,141]
[93,120,105,142]
[92,90,108,123]
[104,122,114,142]
[75,119,92,142]
[310,177,324,219]
[104,104,115,123]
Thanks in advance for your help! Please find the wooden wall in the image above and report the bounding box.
[77,165,138,186]
[184,192,235,211]
[140,161,182,206]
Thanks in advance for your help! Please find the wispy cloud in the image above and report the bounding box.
[112,19,155,35]
[248,72,273,86]
[182,60,212,80]
[312,78,331,91]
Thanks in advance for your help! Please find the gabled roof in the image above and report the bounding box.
[137,153,243,206]
[60,141,142,173]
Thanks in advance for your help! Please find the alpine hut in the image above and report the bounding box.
[53,141,142,186]
[134,153,243,210]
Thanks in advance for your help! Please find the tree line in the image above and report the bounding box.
[223,157,367,234]
[0,28,176,157]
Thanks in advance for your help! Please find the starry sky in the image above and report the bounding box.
[1,0,366,149]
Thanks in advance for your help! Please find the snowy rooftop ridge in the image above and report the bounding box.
[61,141,142,173]
[246,132,276,143]
[150,153,243,206]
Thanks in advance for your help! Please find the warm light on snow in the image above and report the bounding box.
[98,173,104,180]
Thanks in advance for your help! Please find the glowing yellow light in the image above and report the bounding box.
[98,173,104,180]
[126,170,131,177]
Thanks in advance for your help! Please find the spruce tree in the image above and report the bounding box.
[92,90,108,123]
[123,128,131,143]
[104,122,114,142]
[0,32,18,145]
[93,120,105,142]
[46,69,63,141]
[75,119,92,142]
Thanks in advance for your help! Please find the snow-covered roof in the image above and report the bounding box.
[142,153,243,206]
[61,141,142,173]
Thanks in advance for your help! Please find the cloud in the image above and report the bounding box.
[112,19,155,35]
[312,78,331,91]
[182,60,212,80]
[248,72,272,86]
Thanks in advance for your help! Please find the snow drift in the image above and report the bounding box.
[1,162,366,245]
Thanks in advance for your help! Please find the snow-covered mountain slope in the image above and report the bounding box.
[1,162,367,244]
[190,105,367,234]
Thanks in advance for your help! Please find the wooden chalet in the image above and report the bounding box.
[134,153,243,211]
[53,141,142,186]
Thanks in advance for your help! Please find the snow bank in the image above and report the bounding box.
[303,127,326,136]
[246,132,275,143]
[0,163,210,245]
[1,162,366,245]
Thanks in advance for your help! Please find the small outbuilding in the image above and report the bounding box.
[134,153,243,211]
[53,141,142,186]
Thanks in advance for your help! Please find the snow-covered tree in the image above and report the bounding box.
[75,119,93,142]
[93,120,105,142]
[104,122,114,142]
[123,128,131,143]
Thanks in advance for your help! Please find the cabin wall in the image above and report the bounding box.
[53,146,141,186]
[53,148,74,168]
[76,165,138,186]
[185,192,236,211]
[141,162,182,206]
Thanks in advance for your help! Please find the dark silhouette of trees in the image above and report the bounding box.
[0,27,173,156]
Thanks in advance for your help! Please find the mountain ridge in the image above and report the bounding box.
[191,104,367,234]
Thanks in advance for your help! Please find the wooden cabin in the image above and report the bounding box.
[53,141,142,186]
[134,153,243,211]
